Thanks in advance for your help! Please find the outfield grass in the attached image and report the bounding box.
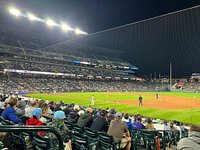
[28,92,200,125]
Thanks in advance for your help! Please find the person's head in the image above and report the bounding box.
[137,117,142,122]
[147,118,153,124]
[190,125,200,132]
[124,113,129,120]
[8,97,18,107]
[31,101,37,107]
[32,108,42,119]
[86,107,93,114]
[54,111,65,122]
[115,112,122,120]
[100,110,107,118]
[163,120,168,125]
[73,105,80,112]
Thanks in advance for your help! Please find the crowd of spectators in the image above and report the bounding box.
[0,74,166,93]
[0,94,195,149]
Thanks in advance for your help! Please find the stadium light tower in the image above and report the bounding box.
[9,8,20,16]
[75,28,87,35]
[28,14,37,21]
[61,23,73,31]
[46,19,56,26]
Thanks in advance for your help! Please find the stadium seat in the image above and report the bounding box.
[97,132,120,150]
[71,131,98,150]
[72,124,84,134]
[32,133,53,150]
[0,116,14,125]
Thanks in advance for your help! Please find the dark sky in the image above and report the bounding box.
[1,0,200,33]
[1,0,200,78]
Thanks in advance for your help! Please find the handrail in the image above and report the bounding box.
[0,125,64,150]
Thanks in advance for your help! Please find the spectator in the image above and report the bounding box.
[16,98,26,116]
[47,111,71,150]
[26,108,45,136]
[90,110,109,132]
[77,107,93,127]
[132,117,145,130]
[107,112,131,150]
[122,113,133,129]
[146,118,155,130]
[1,97,21,124]
[67,105,80,124]
[177,125,200,150]
[25,101,37,118]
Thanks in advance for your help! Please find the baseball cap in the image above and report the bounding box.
[32,108,42,118]
[115,112,122,117]
[54,111,65,120]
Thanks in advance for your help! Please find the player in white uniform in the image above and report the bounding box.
[91,95,95,106]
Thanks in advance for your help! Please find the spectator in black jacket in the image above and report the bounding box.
[77,107,93,127]
[67,105,80,124]
[90,110,108,132]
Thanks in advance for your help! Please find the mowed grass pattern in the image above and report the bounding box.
[28,92,200,125]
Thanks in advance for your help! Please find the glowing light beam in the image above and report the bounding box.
[9,8,20,16]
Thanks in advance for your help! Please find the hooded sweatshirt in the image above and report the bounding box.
[67,111,79,124]
[177,131,200,150]
[77,112,93,127]
[26,118,45,136]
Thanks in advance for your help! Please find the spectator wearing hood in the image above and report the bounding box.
[77,107,93,127]
[1,97,21,124]
[177,125,200,150]
[67,105,80,124]
[16,98,26,116]
[26,108,45,136]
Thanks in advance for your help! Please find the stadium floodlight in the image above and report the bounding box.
[75,28,87,35]
[9,8,20,16]
[61,23,73,31]
[46,19,56,26]
[28,14,37,21]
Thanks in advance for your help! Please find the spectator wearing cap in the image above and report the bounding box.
[67,105,80,124]
[90,110,109,132]
[177,125,200,150]
[47,111,71,149]
[1,97,21,124]
[77,107,93,127]
[26,108,45,136]
[132,117,145,130]
[107,112,131,150]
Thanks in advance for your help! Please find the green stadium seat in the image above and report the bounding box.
[32,133,54,150]
[97,132,120,150]
[72,131,98,150]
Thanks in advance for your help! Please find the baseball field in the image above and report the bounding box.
[28,92,200,125]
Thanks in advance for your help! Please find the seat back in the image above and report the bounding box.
[32,133,52,150]
[98,132,118,150]
[72,124,84,133]
[0,116,14,125]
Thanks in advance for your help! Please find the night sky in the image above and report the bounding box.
[1,0,200,77]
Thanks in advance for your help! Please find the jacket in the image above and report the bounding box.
[26,118,45,136]
[77,113,93,127]
[67,111,79,124]
[1,107,21,124]
[177,131,200,150]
